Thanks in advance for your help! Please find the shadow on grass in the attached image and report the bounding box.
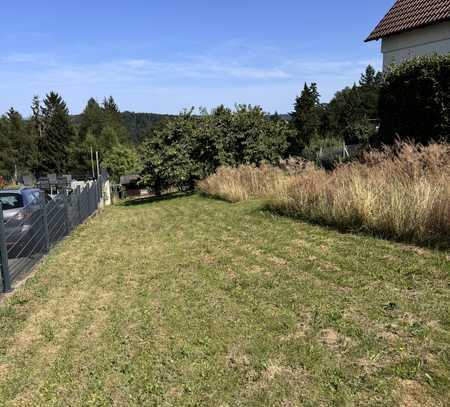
[121,191,195,207]
[259,202,450,251]
[196,191,239,204]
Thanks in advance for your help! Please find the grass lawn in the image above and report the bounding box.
[0,193,448,406]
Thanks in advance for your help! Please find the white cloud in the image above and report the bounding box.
[1,52,57,65]
[0,51,382,114]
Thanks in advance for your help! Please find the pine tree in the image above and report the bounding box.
[68,98,104,177]
[359,65,384,123]
[103,96,119,113]
[0,113,18,177]
[7,108,35,175]
[79,98,103,140]
[359,65,377,87]
[37,92,76,175]
[289,83,322,155]
[72,96,131,177]
[102,96,121,129]
[102,96,128,145]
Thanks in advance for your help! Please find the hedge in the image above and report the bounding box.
[378,54,449,145]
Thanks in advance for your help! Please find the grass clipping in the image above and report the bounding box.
[198,143,450,247]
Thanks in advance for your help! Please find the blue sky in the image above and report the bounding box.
[0,0,394,115]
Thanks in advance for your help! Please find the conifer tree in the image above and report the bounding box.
[289,83,322,155]
[102,96,128,145]
[359,65,383,88]
[0,113,18,177]
[37,92,76,175]
[79,98,104,141]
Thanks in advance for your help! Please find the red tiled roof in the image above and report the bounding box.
[366,0,450,41]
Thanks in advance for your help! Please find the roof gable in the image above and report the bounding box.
[366,0,450,42]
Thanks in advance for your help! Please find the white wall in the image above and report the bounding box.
[381,21,450,70]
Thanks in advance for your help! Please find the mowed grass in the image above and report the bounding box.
[0,193,449,406]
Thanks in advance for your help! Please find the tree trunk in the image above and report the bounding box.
[154,178,162,196]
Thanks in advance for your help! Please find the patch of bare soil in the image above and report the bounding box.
[395,379,441,407]
[281,315,311,342]
[227,346,251,369]
[319,328,352,351]
[243,359,311,401]
[268,255,288,266]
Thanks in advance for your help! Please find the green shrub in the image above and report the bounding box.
[139,106,294,194]
[378,54,450,145]
[101,144,143,183]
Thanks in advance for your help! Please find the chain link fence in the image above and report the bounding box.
[0,177,105,292]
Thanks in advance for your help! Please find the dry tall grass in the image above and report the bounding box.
[197,143,450,247]
[197,164,288,202]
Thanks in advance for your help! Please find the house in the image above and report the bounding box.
[119,175,147,197]
[366,0,450,70]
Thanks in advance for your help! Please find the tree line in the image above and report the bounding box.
[0,65,381,181]
[137,64,385,193]
[0,94,140,180]
[1,56,447,191]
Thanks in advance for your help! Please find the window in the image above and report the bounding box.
[0,193,24,210]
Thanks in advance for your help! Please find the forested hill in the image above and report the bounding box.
[121,112,176,143]
[70,111,290,144]
[71,111,175,144]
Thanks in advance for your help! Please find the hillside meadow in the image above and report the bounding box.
[0,194,448,405]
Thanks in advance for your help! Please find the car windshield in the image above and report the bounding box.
[0,193,24,210]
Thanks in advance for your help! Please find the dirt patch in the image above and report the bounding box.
[319,261,341,272]
[378,330,401,344]
[400,246,431,257]
[356,352,385,375]
[319,328,352,351]
[395,379,439,407]
[292,239,309,248]
[269,256,288,266]
[201,253,216,265]
[0,363,9,380]
[248,265,264,274]
[227,346,250,368]
[264,361,294,381]
[320,328,339,346]
[243,359,310,399]
[281,316,311,342]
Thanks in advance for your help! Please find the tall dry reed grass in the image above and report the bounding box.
[197,143,450,247]
[197,164,288,202]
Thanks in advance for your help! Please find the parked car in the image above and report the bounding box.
[0,188,49,258]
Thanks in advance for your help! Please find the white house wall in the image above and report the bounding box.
[381,21,450,70]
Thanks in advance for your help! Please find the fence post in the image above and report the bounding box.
[40,191,50,253]
[0,203,12,293]
[63,188,71,235]
[99,176,103,206]
[96,178,100,210]
[76,186,83,224]
[86,184,92,218]
[94,179,99,211]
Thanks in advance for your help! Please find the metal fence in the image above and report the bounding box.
[0,177,105,293]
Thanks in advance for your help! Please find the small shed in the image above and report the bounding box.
[120,175,144,197]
